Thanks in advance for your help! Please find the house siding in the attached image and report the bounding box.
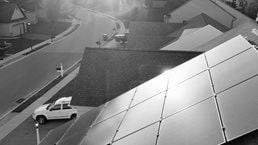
[0,21,26,37]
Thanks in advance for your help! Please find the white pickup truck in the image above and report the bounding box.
[32,97,78,124]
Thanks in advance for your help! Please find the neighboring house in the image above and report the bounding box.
[166,0,253,28]
[0,2,27,37]
[7,0,38,24]
[162,13,230,51]
[125,13,230,51]
[125,22,183,49]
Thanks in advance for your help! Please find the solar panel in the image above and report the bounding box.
[80,35,258,145]
[163,71,213,118]
[217,76,258,141]
[132,74,167,106]
[85,112,126,145]
[159,98,224,145]
[168,54,207,89]
[115,92,165,140]
[93,89,136,123]
[112,123,159,145]
[210,48,258,93]
[205,35,252,67]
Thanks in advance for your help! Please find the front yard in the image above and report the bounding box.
[0,20,71,56]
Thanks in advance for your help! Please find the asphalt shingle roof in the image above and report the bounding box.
[169,13,229,38]
[126,35,176,50]
[129,21,183,36]
[0,2,26,23]
[71,48,201,107]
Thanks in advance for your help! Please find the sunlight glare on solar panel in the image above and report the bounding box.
[132,74,168,106]
[163,71,213,118]
[168,54,207,89]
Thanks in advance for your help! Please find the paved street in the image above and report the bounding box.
[0,8,116,118]
[0,117,69,145]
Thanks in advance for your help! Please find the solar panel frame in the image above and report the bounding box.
[158,98,224,145]
[115,92,165,140]
[93,89,136,124]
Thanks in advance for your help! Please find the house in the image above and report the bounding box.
[166,0,253,28]
[7,0,38,24]
[125,13,229,50]
[0,2,27,37]
[161,13,230,51]
[39,32,258,145]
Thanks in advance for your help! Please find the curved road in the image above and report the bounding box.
[0,8,116,117]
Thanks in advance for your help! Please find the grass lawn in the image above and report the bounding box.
[3,38,42,54]
[0,21,71,56]
[30,21,71,36]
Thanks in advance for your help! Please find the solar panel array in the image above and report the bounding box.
[84,35,258,145]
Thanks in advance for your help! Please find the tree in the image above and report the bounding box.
[232,0,237,8]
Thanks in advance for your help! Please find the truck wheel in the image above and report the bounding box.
[37,116,47,124]
[70,114,77,120]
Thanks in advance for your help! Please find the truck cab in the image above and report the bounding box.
[32,97,77,124]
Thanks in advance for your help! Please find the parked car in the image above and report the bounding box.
[32,97,77,124]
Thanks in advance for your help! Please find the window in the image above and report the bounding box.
[63,104,72,109]
[50,104,61,111]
